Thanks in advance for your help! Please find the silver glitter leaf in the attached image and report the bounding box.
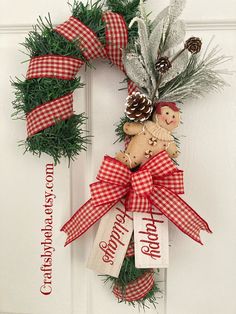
[149,19,164,63]
[123,52,152,93]
[162,0,186,41]
[151,6,169,30]
[129,17,156,93]
[164,20,186,51]
[169,0,186,23]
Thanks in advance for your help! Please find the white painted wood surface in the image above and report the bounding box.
[1,1,236,314]
[0,32,71,314]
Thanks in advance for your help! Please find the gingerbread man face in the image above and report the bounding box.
[155,105,180,131]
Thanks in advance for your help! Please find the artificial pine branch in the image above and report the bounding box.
[23,114,89,164]
[71,0,106,43]
[110,256,147,286]
[159,46,230,102]
[12,76,88,164]
[13,12,90,163]
[106,0,141,40]
[114,116,130,143]
[71,0,142,43]
[101,255,160,308]
[21,15,86,59]
[12,77,84,116]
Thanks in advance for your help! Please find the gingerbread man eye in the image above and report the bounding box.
[166,112,169,115]
[172,115,175,119]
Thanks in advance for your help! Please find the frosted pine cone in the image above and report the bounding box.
[125,92,153,122]
[155,56,172,74]
[185,37,202,54]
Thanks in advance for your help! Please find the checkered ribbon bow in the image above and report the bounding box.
[62,150,212,246]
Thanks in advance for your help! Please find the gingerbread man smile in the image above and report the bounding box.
[165,119,173,125]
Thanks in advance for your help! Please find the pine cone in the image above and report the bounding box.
[185,37,202,54]
[125,92,153,122]
[155,56,172,74]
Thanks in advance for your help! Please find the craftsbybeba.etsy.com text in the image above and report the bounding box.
[40,163,55,296]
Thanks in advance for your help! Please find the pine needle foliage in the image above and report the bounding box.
[117,281,159,309]
[159,46,230,102]
[23,114,89,164]
[114,115,130,143]
[13,11,90,163]
[13,1,143,163]
[102,255,160,308]
[106,256,147,286]
[71,0,106,43]
[106,0,141,40]
[12,77,84,116]
[12,76,87,164]
[21,15,85,59]
[70,0,142,42]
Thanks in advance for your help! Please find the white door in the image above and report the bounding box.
[0,1,236,314]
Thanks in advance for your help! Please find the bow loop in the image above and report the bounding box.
[97,155,131,186]
[131,170,153,196]
[153,170,184,194]
[141,150,178,177]
[90,181,129,207]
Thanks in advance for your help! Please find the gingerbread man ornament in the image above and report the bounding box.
[116,102,180,168]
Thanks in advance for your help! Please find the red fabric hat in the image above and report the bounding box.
[156,102,180,114]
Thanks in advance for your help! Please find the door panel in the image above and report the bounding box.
[166,28,236,314]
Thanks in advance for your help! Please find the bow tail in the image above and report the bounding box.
[61,199,118,246]
[150,187,212,244]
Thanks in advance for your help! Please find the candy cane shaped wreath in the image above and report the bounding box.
[12,0,228,308]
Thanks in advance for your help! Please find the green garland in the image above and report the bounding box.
[114,116,130,143]
[12,0,141,164]
[12,77,83,114]
[102,255,160,308]
[12,14,88,163]
[71,1,106,44]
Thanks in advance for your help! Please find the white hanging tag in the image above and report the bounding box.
[87,201,133,278]
[134,208,169,268]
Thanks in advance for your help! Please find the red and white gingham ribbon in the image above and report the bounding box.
[113,272,155,302]
[61,150,212,246]
[27,55,84,80]
[27,93,73,137]
[103,12,128,71]
[126,241,135,257]
[56,16,107,60]
[128,80,138,95]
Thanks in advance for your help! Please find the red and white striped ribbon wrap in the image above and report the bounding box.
[56,16,107,60]
[26,12,138,137]
[26,55,84,80]
[27,93,73,137]
[113,272,155,302]
[102,12,127,71]
[62,150,212,246]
